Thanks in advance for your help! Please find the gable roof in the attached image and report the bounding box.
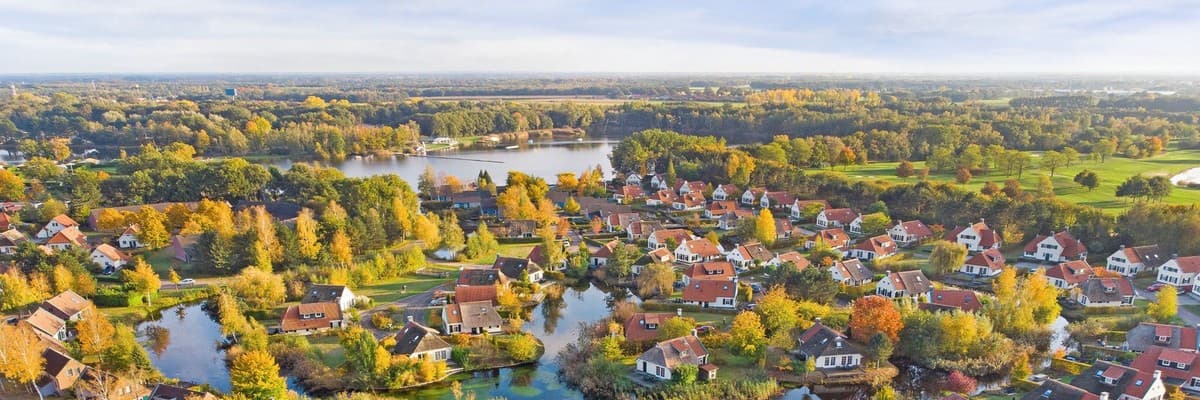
[682,279,736,303]
[457,267,509,286]
[280,302,342,332]
[393,320,451,355]
[1077,277,1134,303]
[945,221,1001,248]
[1021,380,1100,400]
[39,347,83,391]
[853,235,897,255]
[892,220,934,237]
[302,284,351,304]
[684,261,735,280]
[922,289,983,313]
[445,301,503,329]
[0,228,28,247]
[624,312,677,342]
[47,226,87,246]
[650,189,680,203]
[762,191,795,205]
[820,208,858,224]
[1025,230,1087,258]
[1132,346,1199,388]
[24,307,66,339]
[813,228,850,248]
[92,243,129,262]
[1071,361,1158,400]
[733,242,773,262]
[492,256,542,279]
[965,248,1006,270]
[772,251,811,270]
[649,228,695,245]
[1045,260,1095,285]
[41,290,89,320]
[716,184,739,194]
[149,383,219,400]
[675,192,706,207]
[796,323,863,358]
[679,238,722,258]
[1125,323,1200,352]
[886,270,933,293]
[832,259,871,282]
[619,185,646,198]
[593,240,622,259]
[455,285,498,303]
[1168,256,1200,275]
[1118,244,1168,268]
[50,214,79,228]
[638,335,709,369]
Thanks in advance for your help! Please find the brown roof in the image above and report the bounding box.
[813,228,850,248]
[650,229,695,245]
[393,320,451,355]
[1120,244,1167,268]
[50,214,79,228]
[853,235,897,256]
[47,226,87,247]
[679,239,722,258]
[1077,277,1134,303]
[445,301,503,330]
[820,208,858,224]
[624,312,677,342]
[457,267,509,286]
[706,200,739,213]
[619,185,645,198]
[593,240,622,259]
[674,180,707,194]
[685,261,735,280]
[280,302,342,332]
[638,335,709,370]
[39,347,84,391]
[763,191,795,205]
[1025,231,1087,258]
[647,247,674,263]
[1045,260,1095,286]
[893,220,933,238]
[734,242,773,262]
[149,383,219,400]
[716,184,739,195]
[42,290,89,320]
[923,289,983,312]
[832,259,871,282]
[24,307,66,339]
[944,221,1001,248]
[965,248,1006,270]
[455,285,498,303]
[92,243,130,262]
[1132,346,1199,385]
[650,189,679,203]
[0,228,27,247]
[773,251,810,270]
[886,270,932,293]
[674,192,706,207]
[682,279,736,303]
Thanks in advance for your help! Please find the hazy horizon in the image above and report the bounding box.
[2,0,1198,75]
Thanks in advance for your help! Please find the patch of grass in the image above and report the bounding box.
[470,243,539,265]
[307,333,347,368]
[837,147,1200,214]
[356,264,461,304]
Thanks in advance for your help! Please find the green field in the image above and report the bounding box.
[355,264,461,304]
[837,148,1200,214]
[470,242,538,265]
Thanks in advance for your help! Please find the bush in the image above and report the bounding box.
[371,313,395,330]
[544,271,565,280]
[1051,357,1090,375]
[672,364,698,385]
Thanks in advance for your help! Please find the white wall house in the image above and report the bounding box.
[712,184,737,201]
[816,208,857,229]
[1106,244,1166,277]
[1159,256,1200,289]
[1023,231,1087,263]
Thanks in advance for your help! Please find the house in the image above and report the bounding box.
[1124,323,1200,353]
[301,284,357,311]
[766,251,811,270]
[674,180,706,195]
[392,319,452,361]
[117,225,143,249]
[457,267,510,287]
[790,199,830,221]
[876,271,933,300]
[624,312,679,342]
[717,209,755,230]
[704,200,740,219]
[944,220,1002,252]
[498,220,537,238]
[455,285,498,303]
[636,335,711,380]
[774,218,797,240]
[1159,255,1200,289]
[674,239,724,264]
[830,259,873,286]
[921,289,984,313]
[280,302,345,334]
[849,235,898,261]
[578,197,634,220]
[960,248,1006,277]
[493,256,544,282]
[759,191,795,209]
[682,261,736,284]
[1131,346,1200,393]
[614,185,646,202]
[633,248,675,275]
[726,242,773,269]
[888,220,934,247]
[1021,380,1101,400]
[24,308,70,342]
[447,190,485,209]
[36,214,79,239]
[590,240,621,267]
[806,228,850,253]
[1107,245,1167,277]
[171,234,199,262]
[41,290,91,321]
[671,192,706,211]
[527,244,565,271]
[1025,230,1088,263]
[847,214,868,236]
[36,348,86,397]
[234,201,304,223]
[794,321,864,370]
[46,226,87,251]
[625,173,644,186]
[650,174,669,190]
[90,244,130,271]
[0,227,28,254]
[740,187,766,206]
[681,279,737,308]
[1046,260,1096,290]
[712,184,739,201]
[147,383,220,400]
[816,208,857,229]
[0,211,11,230]
[1071,361,1166,400]
[646,189,679,207]
[606,212,641,233]
[647,228,696,250]
[442,300,503,335]
[625,220,664,241]
[1076,277,1135,307]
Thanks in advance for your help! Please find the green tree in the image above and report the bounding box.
[1040,150,1068,176]
[121,259,161,305]
[672,364,698,384]
[729,311,766,357]
[657,317,698,342]
[860,212,891,236]
[636,262,676,298]
[1073,170,1100,191]
[418,165,437,199]
[606,242,638,280]
[756,286,800,335]
[866,332,893,367]
[439,212,465,251]
[1093,139,1117,163]
[464,221,500,260]
[230,350,287,400]
[928,241,968,277]
[755,208,776,246]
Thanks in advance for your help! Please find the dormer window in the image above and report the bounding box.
[1157,335,1170,342]
[1160,359,1171,366]
[1178,362,1189,370]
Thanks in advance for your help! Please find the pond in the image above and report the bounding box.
[136,301,232,392]
[264,137,616,183]
[401,281,634,399]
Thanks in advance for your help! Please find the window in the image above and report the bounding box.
[824,357,834,366]
[656,366,665,377]
[841,355,852,365]
[1160,359,1170,366]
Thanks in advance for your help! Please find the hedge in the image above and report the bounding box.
[1011,378,1040,391]
[1050,357,1091,375]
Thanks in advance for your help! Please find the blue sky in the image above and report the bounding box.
[1,0,1198,74]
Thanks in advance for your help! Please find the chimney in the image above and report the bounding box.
[1153,370,1162,381]
[676,308,682,317]
[1099,392,1109,400]
[407,315,414,323]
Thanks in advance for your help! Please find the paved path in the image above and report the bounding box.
[358,282,451,339]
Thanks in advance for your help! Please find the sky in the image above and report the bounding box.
[1,0,1198,75]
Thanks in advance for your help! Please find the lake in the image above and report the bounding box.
[264,138,616,184]
[137,302,232,392]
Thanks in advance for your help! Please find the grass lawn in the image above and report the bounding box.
[356,264,461,304]
[470,243,539,265]
[307,333,348,368]
[140,246,199,276]
[685,311,737,329]
[836,147,1200,214]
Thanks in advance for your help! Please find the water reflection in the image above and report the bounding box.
[137,301,231,392]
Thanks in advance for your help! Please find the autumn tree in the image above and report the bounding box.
[563,196,581,215]
[860,212,891,236]
[0,324,46,398]
[1040,150,1068,176]
[132,206,170,249]
[928,241,968,277]
[330,229,353,266]
[954,167,972,184]
[895,160,915,178]
[1037,174,1055,198]
[657,317,697,342]
[943,370,978,394]
[231,267,287,310]
[0,169,24,201]
[755,208,776,246]
[77,305,116,362]
[756,286,800,336]
[866,332,893,367]
[439,212,466,251]
[413,213,441,250]
[507,333,540,362]
[636,262,675,298]
[294,208,322,261]
[848,295,902,343]
[122,259,161,305]
[464,222,500,260]
[836,147,856,170]
[729,311,766,357]
[230,350,287,400]
[1149,285,1178,322]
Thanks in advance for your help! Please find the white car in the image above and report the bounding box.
[179,278,196,285]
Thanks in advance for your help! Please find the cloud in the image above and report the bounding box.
[0,0,1196,74]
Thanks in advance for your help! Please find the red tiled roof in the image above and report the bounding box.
[680,239,722,258]
[51,214,79,227]
[651,189,679,203]
[47,226,87,246]
[853,235,897,256]
[1045,260,1095,285]
[650,229,694,245]
[965,248,1006,270]
[1133,346,1199,383]
[1170,256,1200,275]
[1025,231,1087,257]
[820,208,858,224]
[624,312,676,342]
[682,279,736,303]
[455,285,497,303]
[685,261,735,280]
[773,252,810,270]
[813,228,850,248]
[674,192,705,207]
[894,220,933,237]
[281,302,342,332]
[594,240,621,258]
[926,289,983,312]
[944,221,1001,248]
[620,185,645,198]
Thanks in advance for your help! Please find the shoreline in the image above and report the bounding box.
[1171,166,1200,186]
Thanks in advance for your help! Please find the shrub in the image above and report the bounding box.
[672,364,698,385]
[371,313,394,330]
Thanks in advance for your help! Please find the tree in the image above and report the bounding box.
[77,305,116,362]
[729,311,766,357]
[563,196,581,214]
[133,206,170,249]
[954,167,972,184]
[1040,150,1068,176]
[230,267,287,310]
[168,268,181,286]
[464,222,500,260]
[589,216,604,234]
[636,263,675,298]
[657,317,697,342]
[1093,139,1117,163]
[1074,170,1100,191]
[1148,176,1173,202]
[896,160,915,178]
[95,208,127,231]
[673,364,699,384]
[943,370,978,394]
[295,208,322,261]
[1037,174,1055,198]
[866,332,893,367]
[0,169,24,201]
[928,241,968,277]
[755,208,776,246]
[848,296,902,343]
[860,212,891,236]
[1149,285,1178,322]
[1116,175,1150,201]
[418,166,437,198]
[1011,352,1032,380]
[414,213,441,250]
[873,386,898,400]
[0,324,47,400]
[836,147,857,169]
[507,333,540,362]
[756,286,800,335]
[606,242,638,280]
[0,270,47,311]
[230,350,287,400]
[121,259,161,305]
[330,229,353,266]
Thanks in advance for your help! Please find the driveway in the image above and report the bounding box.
[358,282,450,339]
